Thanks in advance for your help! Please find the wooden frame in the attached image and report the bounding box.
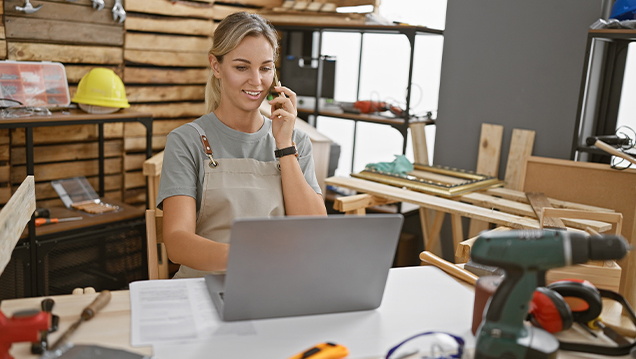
[351,164,503,197]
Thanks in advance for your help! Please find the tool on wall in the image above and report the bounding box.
[91,0,104,11]
[15,0,43,13]
[471,230,629,359]
[112,0,126,23]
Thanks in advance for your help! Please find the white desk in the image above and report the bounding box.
[2,266,634,358]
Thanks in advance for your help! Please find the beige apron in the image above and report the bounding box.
[173,121,285,279]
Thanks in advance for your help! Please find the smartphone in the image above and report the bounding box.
[270,71,284,110]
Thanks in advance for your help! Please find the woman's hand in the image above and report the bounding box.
[269,85,297,149]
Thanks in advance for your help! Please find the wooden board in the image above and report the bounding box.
[124,153,146,171]
[0,185,12,205]
[35,174,122,199]
[124,33,211,53]
[125,15,215,36]
[124,171,145,189]
[213,4,258,20]
[0,40,5,59]
[126,0,215,18]
[126,85,205,103]
[504,129,535,190]
[4,16,124,45]
[11,158,122,183]
[4,0,120,25]
[468,123,504,237]
[65,65,123,83]
[526,192,566,229]
[0,144,8,162]
[10,140,123,165]
[8,42,122,64]
[129,102,206,119]
[124,67,209,85]
[124,135,167,152]
[221,0,283,6]
[11,125,98,145]
[125,119,191,137]
[0,176,34,275]
[124,49,208,67]
[0,164,9,183]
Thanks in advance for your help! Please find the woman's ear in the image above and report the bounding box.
[209,54,221,79]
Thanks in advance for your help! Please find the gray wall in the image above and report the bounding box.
[434,0,602,176]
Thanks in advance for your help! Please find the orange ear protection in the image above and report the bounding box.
[528,279,602,334]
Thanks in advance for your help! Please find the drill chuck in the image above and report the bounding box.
[568,232,629,264]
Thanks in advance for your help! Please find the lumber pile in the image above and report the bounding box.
[258,0,379,25]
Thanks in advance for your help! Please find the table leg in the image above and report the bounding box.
[425,211,446,253]
[451,214,464,256]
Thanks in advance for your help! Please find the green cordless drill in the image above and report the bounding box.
[472,229,629,359]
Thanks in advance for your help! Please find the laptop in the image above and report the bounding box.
[204,214,404,321]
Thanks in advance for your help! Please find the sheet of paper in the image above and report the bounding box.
[137,267,476,358]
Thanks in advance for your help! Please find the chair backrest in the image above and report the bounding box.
[143,151,164,210]
[146,209,169,280]
[0,176,35,276]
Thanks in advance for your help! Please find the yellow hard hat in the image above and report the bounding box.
[72,68,130,110]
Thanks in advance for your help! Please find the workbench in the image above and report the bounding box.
[2,267,633,359]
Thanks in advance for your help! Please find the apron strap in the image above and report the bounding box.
[188,122,218,168]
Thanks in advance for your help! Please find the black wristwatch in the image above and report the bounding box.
[275,143,298,158]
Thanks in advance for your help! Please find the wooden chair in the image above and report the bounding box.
[143,151,164,211]
[146,209,169,279]
[0,176,36,277]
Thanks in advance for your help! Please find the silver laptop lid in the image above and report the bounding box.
[215,214,403,321]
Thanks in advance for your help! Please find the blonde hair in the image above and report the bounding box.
[205,12,279,114]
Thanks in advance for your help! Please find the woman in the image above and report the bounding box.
[157,12,327,278]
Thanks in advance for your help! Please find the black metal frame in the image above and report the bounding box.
[274,23,442,172]
[572,30,636,162]
[0,110,153,296]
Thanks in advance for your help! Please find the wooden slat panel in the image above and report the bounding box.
[125,33,210,53]
[104,122,124,138]
[35,174,122,199]
[125,15,215,36]
[0,40,6,59]
[124,135,167,152]
[125,119,191,137]
[126,85,205,103]
[126,0,215,19]
[124,67,208,85]
[8,42,122,64]
[11,158,122,183]
[0,145,8,162]
[12,125,98,145]
[124,153,146,171]
[212,4,257,20]
[125,170,145,189]
[0,185,12,205]
[124,49,208,67]
[0,129,8,145]
[4,0,120,25]
[11,140,123,165]
[129,102,205,118]
[0,26,5,40]
[0,164,9,183]
[64,65,123,84]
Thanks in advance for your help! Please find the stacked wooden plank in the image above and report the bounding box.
[258,0,377,24]
[2,0,125,207]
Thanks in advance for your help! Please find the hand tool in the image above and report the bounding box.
[471,230,628,359]
[287,342,348,359]
[48,290,112,351]
[35,217,83,227]
[0,304,52,359]
[31,299,59,355]
[91,0,104,11]
[34,208,50,218]
[15,0,43,13]
[588,318,631,346]
[112,0,126,23]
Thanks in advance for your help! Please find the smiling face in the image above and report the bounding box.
[210,35,275,120]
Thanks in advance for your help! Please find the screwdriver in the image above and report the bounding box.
[48,290,112,351]
[35,217,83,227]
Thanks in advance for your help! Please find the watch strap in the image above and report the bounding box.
[275,143,298,158]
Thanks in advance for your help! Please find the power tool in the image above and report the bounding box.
[472,229,629,359]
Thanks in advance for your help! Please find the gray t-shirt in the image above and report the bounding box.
[157,112,321,214]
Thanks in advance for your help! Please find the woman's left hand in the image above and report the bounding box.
[269,85,297,149]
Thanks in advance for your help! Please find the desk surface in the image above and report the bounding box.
[1,267,634,359]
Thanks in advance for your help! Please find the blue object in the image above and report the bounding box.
[610,0,636,20]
